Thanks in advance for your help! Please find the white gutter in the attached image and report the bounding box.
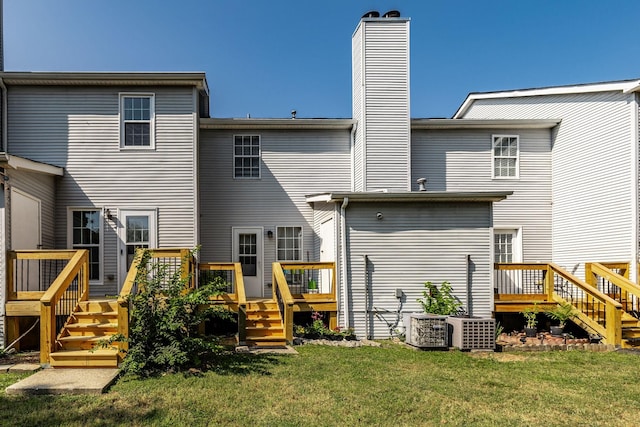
[631,94,639,282]
[340,197,350,328]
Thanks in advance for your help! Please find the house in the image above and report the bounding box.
[0,11,639,363]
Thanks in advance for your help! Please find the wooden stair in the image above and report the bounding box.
[244,299,286,347]
[49,299,120,368]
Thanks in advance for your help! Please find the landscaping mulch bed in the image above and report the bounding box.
[496,332,615,352]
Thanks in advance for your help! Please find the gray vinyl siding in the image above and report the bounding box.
[7,85,198,295]
[345,202,493,339]
[462,92,633,275]
[411,128,552,262]
[352,20,410,192]
[199,129,351,295]
[6,169,57,249]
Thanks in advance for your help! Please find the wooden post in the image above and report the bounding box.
[545,265,554,301]
[605,302,622,347]
[6,317,20,352]
[237,306,247,344]
[284,304,294,343]
[40,302,54,365]
[584,263,596,288]
[6,251,16,301]
[328,311,337,330]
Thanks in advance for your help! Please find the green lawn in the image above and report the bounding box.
[2,345,640,426]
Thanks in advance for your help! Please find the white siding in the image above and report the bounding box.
[352,26,364,192]
[199,129,351,295]
[352,19,410,192]
[346,202,493,339]
[463,92,633,275]
[412,128,552,262]
[7,85,198,294]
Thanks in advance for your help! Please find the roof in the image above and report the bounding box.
[306,191,512,204]
[0,153,64,176]
[200,118,355,130]
[411,118,560,130]
[453,78,640,119]
[0,71,209,95]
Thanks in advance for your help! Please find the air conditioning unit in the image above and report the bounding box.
[403,313,448,349]
[447,316,495,351]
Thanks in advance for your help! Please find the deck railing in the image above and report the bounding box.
[495,263,623,345]
[586,262,640,314]
[6,250,77,302]
[39,250,90,364]
[272,263,295,343]
[199,262,247,342]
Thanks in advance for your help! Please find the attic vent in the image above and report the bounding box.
[362,10,380,18]
[383,10,401,18]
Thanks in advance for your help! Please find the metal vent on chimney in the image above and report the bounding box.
[383,10,401,18]
[362,10,380,18]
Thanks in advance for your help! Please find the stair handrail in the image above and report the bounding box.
[117,248,147,356]
[586,262,640,308]
[548,263,622,345]
[272,262,295,343]
[39,249,90,364]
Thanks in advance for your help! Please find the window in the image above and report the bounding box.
[121,94,154,148]
[492,135,519,178]
[277,226,302,261]
[234,135,260,178]
[494,229,520,263]
[70,209,101,281]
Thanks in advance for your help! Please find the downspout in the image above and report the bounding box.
[350,122,357,192]
[0,77,6,152]
[340,197,349,328]
[631,93,639,282]
[465,254,472,316]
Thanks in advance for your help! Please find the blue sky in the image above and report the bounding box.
[4,1,640,118]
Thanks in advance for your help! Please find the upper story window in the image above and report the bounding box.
[234,135,261,178]
[121,94,155,149]
[492,135,519,178]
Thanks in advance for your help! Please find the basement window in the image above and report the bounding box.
[234,135,261,178]
[492,135,519,178]
[120,94,155,148]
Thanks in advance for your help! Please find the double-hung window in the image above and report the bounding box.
[277,226,302,261]
[492,135,519,178]
[234,135,261,178]
[70,209,102,282]
[121,94,154,148]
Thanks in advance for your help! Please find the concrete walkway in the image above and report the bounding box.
[6,368,119,395]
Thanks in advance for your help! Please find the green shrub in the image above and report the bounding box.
[120,249,233,376]
[417,281,463,315]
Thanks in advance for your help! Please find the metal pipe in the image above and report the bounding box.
[466,254,472,316]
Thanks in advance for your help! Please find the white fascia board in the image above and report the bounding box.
[0,154,64,176]
[454,80,640,118]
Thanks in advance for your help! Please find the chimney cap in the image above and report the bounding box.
[383,10,401,18]
[362,10,380,18]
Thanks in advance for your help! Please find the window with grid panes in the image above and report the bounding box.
[277,227,302,261]
[492,135,519,178]
[234,135,260,178]
[494,232,514,263]
[71,209,101,281]
[121,95,154,148]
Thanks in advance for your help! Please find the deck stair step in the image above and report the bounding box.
[49,299,122,368]
[243,299,286,348]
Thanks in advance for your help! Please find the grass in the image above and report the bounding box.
[2,344,640,426]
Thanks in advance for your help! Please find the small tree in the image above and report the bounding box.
[417,281,463,315]
[120,249,233,376]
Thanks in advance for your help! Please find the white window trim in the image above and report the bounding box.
[233,134,261,179]
[276,226,304,261]
[67,207,104,285]
[119,93,156,150]
[492,134,520,179]
[493,228,522,263]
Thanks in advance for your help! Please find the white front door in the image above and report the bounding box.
[11,189,41,250]
[119,210,157,289]
[319,218,335,294]
[232,227,263,298]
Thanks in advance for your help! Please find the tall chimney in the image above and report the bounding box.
[352,12,411,192]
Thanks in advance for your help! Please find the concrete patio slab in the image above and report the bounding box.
[5,368,119,395]
[8,363,42,373]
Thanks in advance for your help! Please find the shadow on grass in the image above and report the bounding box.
[208,351,282,376]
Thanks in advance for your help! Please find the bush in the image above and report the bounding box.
[294,312,356,341]
[120,249,233,376]
[417,281,463,315]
